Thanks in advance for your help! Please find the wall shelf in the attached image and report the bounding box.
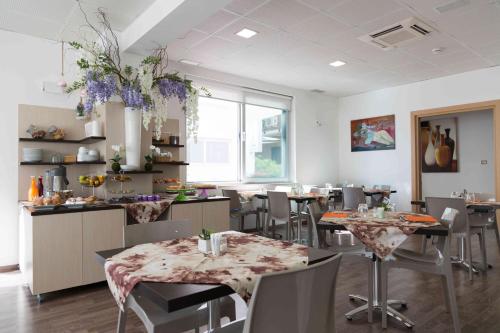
[152,140,184,148]
[19,136,106,144]
[20,161,106,166]
[154,161,189,166]
[106,170,163,174]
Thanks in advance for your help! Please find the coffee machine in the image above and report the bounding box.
[45,166,69,195]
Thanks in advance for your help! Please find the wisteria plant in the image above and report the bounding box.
[66,4,205,140]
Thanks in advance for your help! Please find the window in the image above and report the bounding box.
[187,91,290,183]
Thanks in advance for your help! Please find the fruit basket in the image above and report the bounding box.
[78,175,106,196]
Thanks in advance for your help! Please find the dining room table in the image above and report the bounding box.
[318,210,448,328]
[96,233,335,331]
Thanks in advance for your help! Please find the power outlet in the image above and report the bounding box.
[481,160,488,165]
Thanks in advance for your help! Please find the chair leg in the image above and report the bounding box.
[421,235,428,254]
[117,309,127,333]
[444,268,461,333]
[239,215,245,232]
[367,260,374,324]
[255,211,261,233]
[479,228,488,272]
[441,276,451,312]
[466,232,473,281]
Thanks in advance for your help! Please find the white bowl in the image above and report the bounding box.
[23,148,43,162]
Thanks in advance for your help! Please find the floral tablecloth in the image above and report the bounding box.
[122,197,175,224]
[321,211,440,259]
[104,231,308,309]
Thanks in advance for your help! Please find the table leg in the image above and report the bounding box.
[297,201,303,243]
[345,258,414,328]
[208,298,221,331]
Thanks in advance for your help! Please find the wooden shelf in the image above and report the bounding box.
[152,140,184,148]
[154,161,189,166]
[19,136,106,144]
[106,170,163,174]
[20,161,106,166]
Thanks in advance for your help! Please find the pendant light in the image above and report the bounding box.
[57,41,68,88]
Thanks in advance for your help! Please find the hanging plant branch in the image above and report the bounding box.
[65,5,207,140]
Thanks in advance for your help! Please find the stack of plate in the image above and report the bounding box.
[23,148,43,162]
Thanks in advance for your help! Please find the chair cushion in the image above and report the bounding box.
[213,319,245,333]
[393,248,440,264]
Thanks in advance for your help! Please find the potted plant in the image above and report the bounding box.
[198,229,212,254]
[144,145,159,171]
[110,145,122,173]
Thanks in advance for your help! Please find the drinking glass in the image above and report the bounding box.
[450,191,459,198]
[328,203,335,212]
[358,203,369,217]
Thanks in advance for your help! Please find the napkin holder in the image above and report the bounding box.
[198,238,211,254]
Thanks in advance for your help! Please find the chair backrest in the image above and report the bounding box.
[125,220,193,246]
[243,253,342,333]
[267,191,292,221]
[342,187,366,210]
[425,197,468,234]
[306,202,323,248]
[433,207,459,262]
[222,189,242,211]
[274,185,292,193]
[380,185,391,191]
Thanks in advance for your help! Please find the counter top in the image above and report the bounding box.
[171,196,229,205]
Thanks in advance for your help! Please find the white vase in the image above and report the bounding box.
[424,129,436,166]
[124,107,142,170]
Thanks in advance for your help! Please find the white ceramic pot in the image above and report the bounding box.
[124,107,142,170]
[198,239,211,254]
[85,120,103,137]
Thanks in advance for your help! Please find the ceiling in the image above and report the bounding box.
[1,0,500,97]
[166,0,500,96]
[0,0,156,42]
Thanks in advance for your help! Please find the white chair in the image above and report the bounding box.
[213,253,343,333]
[267,191,298,240]
[342,187,366,210]
[380,207,460,332]
[470,192,500,252]
[117,220,236,333]
[222,189,260,232]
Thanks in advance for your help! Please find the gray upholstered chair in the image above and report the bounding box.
[213,253,343,333]
[342,187,366,210]
[424,197,488,280]
[469,193,500,251]
[117,220,236,333]
[267,190,297,240]
[380,207,460,332]
[222,189,260,232]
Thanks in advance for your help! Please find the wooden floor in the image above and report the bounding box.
[1,231,499,333]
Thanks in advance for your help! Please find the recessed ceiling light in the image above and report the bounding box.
[329,60,346,67]
[236,28,258,39]
[179,59,200,66]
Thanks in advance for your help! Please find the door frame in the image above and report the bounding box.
[411,99,500,201]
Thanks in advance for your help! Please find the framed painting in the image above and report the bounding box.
[351,115,396,152]
[420,118,458,173]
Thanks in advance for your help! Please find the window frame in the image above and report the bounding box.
[187,95,290,184]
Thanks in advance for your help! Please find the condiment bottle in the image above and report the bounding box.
[37,176,44,197]
[28,176,39,201]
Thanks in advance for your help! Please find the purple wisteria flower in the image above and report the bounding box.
[121,84,147,108]
[158,79,187,102]
[84,71,116,112]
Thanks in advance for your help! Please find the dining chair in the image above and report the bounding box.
[380,207,460,332]
[118,220,236,333]
[222,189,260,232]
[213,253,343,333]
[470,192,500,252]
[267,190,297,240]
[342,187,366,210]
[424,197,488,280]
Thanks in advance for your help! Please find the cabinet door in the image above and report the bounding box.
[82,209,125,284]
[32,213,83,294]
[170,203,203,235]
[202,201,230,232]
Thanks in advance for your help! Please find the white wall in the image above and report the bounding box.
[338,66,500,211]
[0,29,339,266]
[421,110,494,197]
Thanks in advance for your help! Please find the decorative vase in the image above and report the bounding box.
[444,128,455,165]
[124,107,142,170]
[424,128,436,166]
[435,128,451,168]
[144,162,153,172]
[111,162,121,173]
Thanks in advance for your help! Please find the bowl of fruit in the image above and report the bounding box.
[79,175,106,188]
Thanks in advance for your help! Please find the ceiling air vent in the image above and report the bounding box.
[359,17,433,50]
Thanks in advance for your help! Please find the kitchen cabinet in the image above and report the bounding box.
[168,199,230,234]
[82,210,125,284]
[21,207,124,295]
